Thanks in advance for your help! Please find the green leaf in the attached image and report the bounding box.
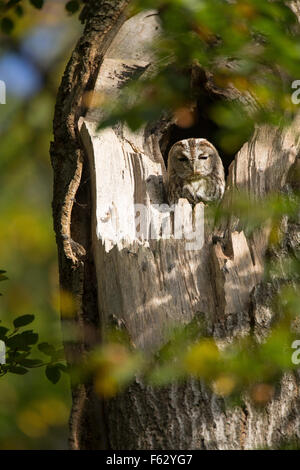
[18,358,43,368]
[29,0,44,9]
[6,331,38,349]
[15,5,24,17]
[45,365,61,384]
[9,366,28,375]
[55,362,68,372]
[65,1,79,14]
[1,18,14,34]
[0,327,9,339]
[0,272,8,282]
[9,351,29,360]
[38,342,55,356]
[13,314,35,328]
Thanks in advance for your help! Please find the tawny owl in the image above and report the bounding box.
[167,138,225,205]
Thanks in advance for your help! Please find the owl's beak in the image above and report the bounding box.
[193,168,202,175]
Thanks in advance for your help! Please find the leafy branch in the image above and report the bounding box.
[0,271,67,384]
[0,0,83,34]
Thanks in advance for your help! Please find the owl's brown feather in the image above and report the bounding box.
[167,138,225,205]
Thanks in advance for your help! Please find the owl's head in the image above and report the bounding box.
[168,138,223,180]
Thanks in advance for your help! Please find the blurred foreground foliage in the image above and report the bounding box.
[0,0,82,450]
[0,0,84,34]
[97,0,300,155]
[0,0,300,449]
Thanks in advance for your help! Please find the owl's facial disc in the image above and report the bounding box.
[178,155,189,162]
[194,157,213,176]
[174,152,194,178]
[197,149,209,161]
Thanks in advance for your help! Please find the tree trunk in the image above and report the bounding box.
[51,0,300,450]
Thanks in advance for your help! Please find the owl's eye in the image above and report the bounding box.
[178,156,189,162]
[198,154,209,160]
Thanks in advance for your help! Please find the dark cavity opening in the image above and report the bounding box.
[159,85,251,179]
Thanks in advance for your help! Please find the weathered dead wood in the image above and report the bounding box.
[52,1,300,450]
[78,11,300,449]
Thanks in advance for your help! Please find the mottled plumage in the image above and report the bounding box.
[167,138,225,205]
